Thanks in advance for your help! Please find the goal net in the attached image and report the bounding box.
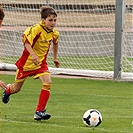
[0,0,133,80]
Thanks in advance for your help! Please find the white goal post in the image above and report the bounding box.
[0,0,133,81]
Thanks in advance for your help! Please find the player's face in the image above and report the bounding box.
[43,15,57,30]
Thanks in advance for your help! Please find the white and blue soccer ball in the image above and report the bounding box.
[82,109,102,127]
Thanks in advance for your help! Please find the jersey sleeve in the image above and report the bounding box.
[22,25,39,45]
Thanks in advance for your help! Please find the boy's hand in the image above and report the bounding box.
[31,54,40,66]
[53,60,60,68]
[0,80,6,90]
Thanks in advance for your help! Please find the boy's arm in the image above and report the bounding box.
[53,43,60,68]
[25,42,40,66]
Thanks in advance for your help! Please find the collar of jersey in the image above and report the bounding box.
[39,21,53,33]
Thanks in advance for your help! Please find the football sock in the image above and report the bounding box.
[5,84,12,94]
[6,87,11,94]
[36,83,51,112]
[6,84,15,94]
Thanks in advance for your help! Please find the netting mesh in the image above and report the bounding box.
[0,0,133,80]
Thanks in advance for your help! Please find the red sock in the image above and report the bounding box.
[6,85,12,95]
[36,89,50,112]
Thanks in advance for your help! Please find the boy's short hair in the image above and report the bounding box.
[40,6,57,19]
[0,7,5,20]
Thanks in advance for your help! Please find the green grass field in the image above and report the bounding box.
[0,74,132,133]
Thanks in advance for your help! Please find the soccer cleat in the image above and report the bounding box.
[2,84,11,104]
[34,110,51,121]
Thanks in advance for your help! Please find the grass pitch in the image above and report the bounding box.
[0,74,132,133]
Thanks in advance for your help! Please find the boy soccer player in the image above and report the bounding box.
[2,6,60,121]
[0,7,6,89]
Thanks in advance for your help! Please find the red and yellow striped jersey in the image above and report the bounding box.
[16,21,59,71]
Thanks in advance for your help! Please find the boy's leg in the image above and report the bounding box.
[2,69,26,104]
[2,82,24,104]
[34,73,51,120]
[6,82,24,94]
[37,73,51,111]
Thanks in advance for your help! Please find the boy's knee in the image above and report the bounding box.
[42,83,52,90]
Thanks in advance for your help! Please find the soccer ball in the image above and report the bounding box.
[82,109,102,127]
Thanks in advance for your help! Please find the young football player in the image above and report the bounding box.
[2,6,60,121]
[0,7,6,89]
